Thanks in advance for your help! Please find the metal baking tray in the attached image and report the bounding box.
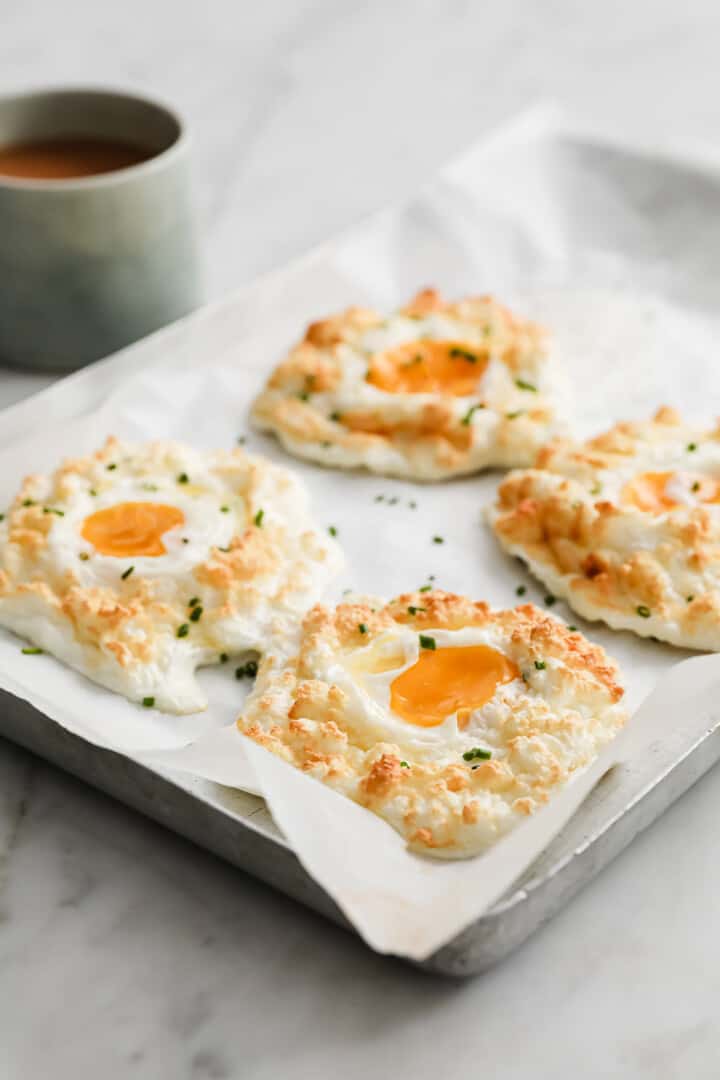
[2,684,719,975]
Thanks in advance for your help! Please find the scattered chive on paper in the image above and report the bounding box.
[219,653,229,663]
[177,472,189,484]
[121,566,134,580]
[568,625,577,632]
[515,584,526,596]
[686,595,695,603]
[106,463,117,471]
[449,346,478,362]
[407,606,426,615]
[419,634,436,650]
[432,535,444,544]
[461,403,484,426]
[534,659,546,670]
[515,378,537,392]
[22,499,35,507]
[328,525,338,537]
[177,623,190,638]
[21,646,43,655]
[188,597,200,608]
[254,508,264,527]
[43,507,64,516]
[506,410,523,420]
[419,584,432,593]
[544,595,556,606]
[78,552,90,561]
[142,697,155,708]
[400,761,410,768]
[358,623,368,634]
[687,442,698,452]
[636,605,651,618]
[220,505,230,513]
[189,605,203,622]
[235,660,258,679]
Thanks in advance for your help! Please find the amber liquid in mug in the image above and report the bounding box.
[0,136,153,179]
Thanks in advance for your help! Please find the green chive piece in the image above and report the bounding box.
[22,499,35,507]
[0,513,4,522]
[506,410,523,420]
[177,623,190,638]
[544,595,556,606]
[188,597,200,608]
[89,489,98,496]
[106,463,117,471]
[419,634,436,650]
[21,646,43,655]
[461,402,485,426]
[218,545,231,553]
[568,625,577,632]
[388,496,399,505]
[636,605,651,618]
[419,584,432,593]
[142,697,155,708]
[374,494,384,502]
[686,595,695,603]
[43,507,64,516]
[254,508,264,527]
[220,505,230,513]
[189,605,203,622]
[534,660,546,670]
[121,566,134,580]
[328,525,338,537]
[409,500,417,509]
[235,660,258,679]
[182,538,190,544]
[330,411,342,422]
[687,442,698,452]
[297,391,310,402]
[692,481,701,492]
[462,747,492,762]
[449,346,478,362]
[177,472,190,484]
[432,535,444,544]
[515,378,537,392]
[400,761,410,768]
[407,606,426,615]
[219,653,229,664]
[237,435,246,445]
[515,585,526,597]
[358,623,368,634]
[78,552,90,561]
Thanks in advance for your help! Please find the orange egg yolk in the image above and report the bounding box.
[622,471,720,513]
[81,502,185,557]
[366,340,488,396]
[389,644,519,728]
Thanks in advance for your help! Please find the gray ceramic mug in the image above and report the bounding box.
[0,87,201,371]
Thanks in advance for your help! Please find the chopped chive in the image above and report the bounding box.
[568,625,577,632]
[506,410,523,420]
[419,584,432,593]
[515,378,537,392]
[121,566,134,580]
[218,545,231,553]
[687,442,698,452]
[188,597,200,608]
[374,494,384,502]
[320,441,332,448]
[237,435,246,445]
[462,747,492,762]
[220,505,230,513]
[591,483,603,496]
[407,606,426,615]
[358,623,368,634]
[106,463,117,471]
[189,605,203,622]
[235,660,258,679]
[449,346,478,362]
[254,508,264,527]
[419,634,436,650]
[142,697,155,708]
[0,514,4,522]
[409,500,417,509]
[78,552,90,561]
[219,653,229,663]
[297,391,310,401]
[330,411,342,422]
[21,646,43,655]
[89,489,98,496]
[182,537,190,544]
[142,482,158,492]
[432,535,444,544]
[400,761,410,768]
[692,481,701,492]
[21,499,35,507]
[328,525,338,537]
[515,584,526,596]
[544,595,556,606]
[177,472,189,484]
[534,660,546,670]
[461,402,485,426]
[177,623,190,638]
[636,605,651,618]
[43,507,64,516]
[686,595,695,603]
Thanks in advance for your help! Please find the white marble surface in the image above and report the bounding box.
[3,2,720,1076]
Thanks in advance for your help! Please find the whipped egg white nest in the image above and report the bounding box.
[489,407,720,650]
[251,288,568,481]
[0,437,342,713]
[236,590,626,858]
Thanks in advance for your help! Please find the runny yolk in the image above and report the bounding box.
[81,502,185,557]
[389,644,519,729]
[366,340,488,396]
[622,471,720,513]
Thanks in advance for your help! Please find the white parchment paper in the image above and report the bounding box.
[2,108,720,955]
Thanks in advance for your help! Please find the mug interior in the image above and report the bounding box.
[0,89,182,176]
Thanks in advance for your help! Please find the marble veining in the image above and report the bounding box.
[3,2,720,1077]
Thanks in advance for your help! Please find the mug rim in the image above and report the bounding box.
[0,85,190,192]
